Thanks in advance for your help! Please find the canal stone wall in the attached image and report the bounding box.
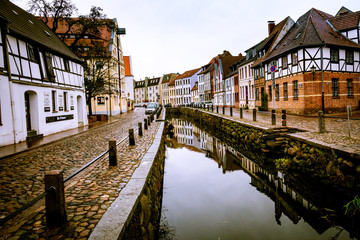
[89,121,165,240]
[166,107,360,190]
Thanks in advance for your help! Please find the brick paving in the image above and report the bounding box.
[0,108,161,239]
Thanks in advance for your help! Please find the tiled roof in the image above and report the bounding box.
[162,73,179,84]
[262,8,360,63]
[329,10,360,31]
[0,0,81,62]
[191,83,198,91]
[176,68,200,80]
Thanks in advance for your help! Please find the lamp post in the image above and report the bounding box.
[311,65,316,80]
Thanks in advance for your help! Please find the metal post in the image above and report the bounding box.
[282,110,286,127]
[240,108,243,119]
[207,105,209,111]
[129,129,135,145]
[148,116,151,126]
[138,122,143,136]
[109,139,117,166]
[271,109,276,125]
[216,106,219,113]
[253,108,257,122]
[222,106,225,115]
[211,105,214,112]
[318,111,326,133]
[230,107,233,117]
[45,170,67,228]
[144,118,148,130]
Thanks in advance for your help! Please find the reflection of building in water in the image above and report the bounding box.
[229,147,332,234]
[171,119,194,145]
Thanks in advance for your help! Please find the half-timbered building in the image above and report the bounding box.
[255,8,360,114]
[0,0,87,146]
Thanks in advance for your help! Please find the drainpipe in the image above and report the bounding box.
[321,46,325,113]
[3,28,17,144]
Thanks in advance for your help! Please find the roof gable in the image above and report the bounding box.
[0,0,81,62]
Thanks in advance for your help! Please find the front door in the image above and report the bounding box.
[25,92,31,131]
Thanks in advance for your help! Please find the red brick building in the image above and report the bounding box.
[253,8,360,114]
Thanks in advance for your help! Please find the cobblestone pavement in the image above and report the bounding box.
[0,108,161,239]
[199,107,360,151]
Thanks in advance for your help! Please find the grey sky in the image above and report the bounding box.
[12,0,360,80]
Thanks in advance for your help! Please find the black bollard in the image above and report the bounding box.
[144,118,148,130]
[253,108,257,121]
[45,170,67,228]
[318,111,326,133]
[216,106,219,113]
[211,105,214,112]
[230,107,233,117]
[108,139,117,166]
[282,110,286,126]
[240,108,243,119]
[129,129,135,146]
[222,106,225,115]
[148,116,151,126]
[138,122,143,136]
[271,109,276,125]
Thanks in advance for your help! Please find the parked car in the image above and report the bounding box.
[145,102,158,114]
[205,101,213,108]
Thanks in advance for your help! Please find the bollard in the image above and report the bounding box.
[222,106,225,115]
[253,108,257,121]
[240,108,243,119]
[318,111,326,133]
[45,170,67,228]
[144,118,148,130]
[148,116,151,126]
[129,129,135,145]
[271,109,276,125]
[230,107,233,117]
[207,105,209,111]
[211,105,214,112]
[138,122,143,136]
[216,106,219,113]
[109,139,117,166]
[282,110,287,126]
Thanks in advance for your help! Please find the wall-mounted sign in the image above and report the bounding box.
[44,92,50,112]
[46,114,74,123]
[97,97,105,105]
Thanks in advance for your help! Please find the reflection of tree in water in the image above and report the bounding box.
[158,208,177,240]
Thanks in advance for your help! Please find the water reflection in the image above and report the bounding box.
[161,118,358,240]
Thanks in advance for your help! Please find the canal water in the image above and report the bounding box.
[159,118,356,240]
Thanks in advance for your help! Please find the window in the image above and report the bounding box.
[346,50,354,64]
[96,61,104,70]
[293,80,298,99]
[64,59,70,71]
[292,52,298,65]
[44,52,55,81]
[282,56,288,68]
[330,48,339,62]
[97,97,105,105]
[52,90,57,112]
[332,78,339,97]
[284,82,288,100]
[275,84,279,100]
[347,79,353,96]
[256,88,259,100]
[268,85,272,100]
[27,44,37,61]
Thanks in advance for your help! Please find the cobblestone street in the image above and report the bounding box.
[0,108,161,239]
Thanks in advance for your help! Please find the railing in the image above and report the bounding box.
[0,107,162,228]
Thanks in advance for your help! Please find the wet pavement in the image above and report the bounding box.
[0,107,161,239]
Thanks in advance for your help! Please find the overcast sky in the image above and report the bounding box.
[11,0,360,80]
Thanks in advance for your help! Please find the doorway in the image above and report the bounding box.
[25,92,31,131]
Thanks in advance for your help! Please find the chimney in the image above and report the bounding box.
[268,21,275,35]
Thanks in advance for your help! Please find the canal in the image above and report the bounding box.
[159,118,358,240]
